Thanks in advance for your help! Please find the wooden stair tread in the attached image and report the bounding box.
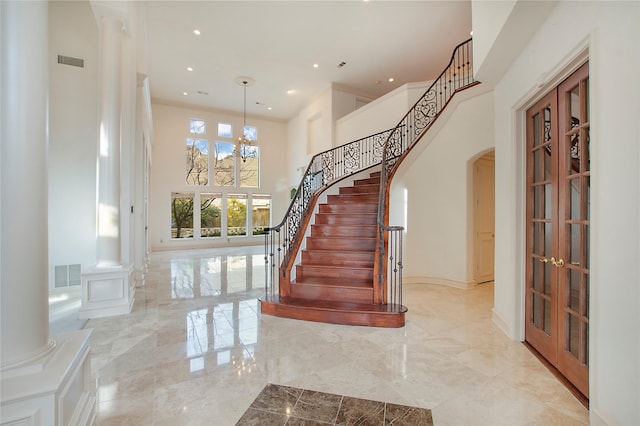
[292,276,373,288]
[303,248,375,255]
[260,297,406,327]
[262,296,406,314]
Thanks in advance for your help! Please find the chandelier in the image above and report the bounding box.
[236,77,256,163]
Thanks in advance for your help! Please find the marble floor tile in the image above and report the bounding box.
[71,245,589,425]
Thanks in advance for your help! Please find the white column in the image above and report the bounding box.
[1,3,95,424]
[1,0,52,369]
[80,14,134,319]
[96,16,123,267]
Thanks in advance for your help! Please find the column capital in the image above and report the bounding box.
[90,0,130,33]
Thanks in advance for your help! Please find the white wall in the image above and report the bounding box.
[335,81,431,147]
[478,1,640,424]
[390,87,494,288]
[48,1,99,287]
[286,84,375,189]
[149,101,289,251]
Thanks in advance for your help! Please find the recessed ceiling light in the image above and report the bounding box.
[193,29,201,35]
[388,77,395,82]
[313,63,319,68]
[183,92,188,96]
[187,67,193,72]
[268,107,272,110]
[287,89,296,95]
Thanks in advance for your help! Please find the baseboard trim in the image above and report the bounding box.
[491,308,512,338]
[404,276,476,290]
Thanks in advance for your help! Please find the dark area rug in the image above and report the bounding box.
[236,383,434,425]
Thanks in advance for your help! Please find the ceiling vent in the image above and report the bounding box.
[57,55,84,68]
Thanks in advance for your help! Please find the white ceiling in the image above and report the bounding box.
[145,1,472,121]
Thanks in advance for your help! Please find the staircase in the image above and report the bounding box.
[261,172,407,327]
[261,38,477,328]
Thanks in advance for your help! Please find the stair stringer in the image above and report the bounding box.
[375,83,487,303]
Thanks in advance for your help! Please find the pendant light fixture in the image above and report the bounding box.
[235,76,255,163]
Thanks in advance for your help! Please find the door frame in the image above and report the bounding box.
[514,50,591,342]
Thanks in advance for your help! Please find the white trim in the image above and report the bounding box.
[491,307,513,339]
[404,276,476,290]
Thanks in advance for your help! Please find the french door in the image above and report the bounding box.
[525,62,589,397]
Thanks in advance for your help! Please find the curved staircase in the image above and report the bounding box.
[260,172,407,327]
[261,38,478,328]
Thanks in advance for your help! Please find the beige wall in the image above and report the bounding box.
[389,86,494,288]
[48,1,100,287]
[149,101,289,250]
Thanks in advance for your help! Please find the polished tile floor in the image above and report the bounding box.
[83,245,588,425]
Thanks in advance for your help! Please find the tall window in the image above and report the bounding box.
[171,192,194,239]
[186,139,209,185]
[200,193,222,238]
[227,194,247,237]
[214,142,235,187]
[240,145,259,187]
[252,194,271,235]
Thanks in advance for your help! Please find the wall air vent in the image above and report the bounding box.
[54,264,82,288]
[57,55,84,68]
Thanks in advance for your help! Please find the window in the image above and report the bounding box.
[252,194,271,235]
[186,139,209,185]
[200,193,222,238]
[218,123,232,138]
[190,119,206,135]
[227,194,247,236]
[240,145,259,187]
[214,142,235,187]
[243,125,257,141]
[171,192,194,239]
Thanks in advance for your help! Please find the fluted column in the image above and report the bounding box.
[0,0,53,369]
[96,16,123,267]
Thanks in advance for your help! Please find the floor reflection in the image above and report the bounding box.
[170,251,266,299]
[86,244,589,426]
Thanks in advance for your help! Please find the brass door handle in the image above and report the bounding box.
[538,256,565,267]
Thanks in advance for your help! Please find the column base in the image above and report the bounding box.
[79,263,134,319]
[0,329,95,426]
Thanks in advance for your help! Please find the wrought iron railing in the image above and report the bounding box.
[264,129,393,298]
[376,38,476,296]
[265,38,477,306]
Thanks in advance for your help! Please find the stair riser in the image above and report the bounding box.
[314,214,376,225]
[339,185,380,195]
[301,252,374,268]
[327,194,378,204]
[290,284,373,304]
[296,265,373,281]
[311,225,376,238]
[306,238,376,251]
[318,203,377,214]
[354,177,380,186]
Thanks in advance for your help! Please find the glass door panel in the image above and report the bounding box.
[526,62,589,399]
[557,62,589,397]
[525,90,558,363]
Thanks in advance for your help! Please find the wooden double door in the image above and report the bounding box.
[525,62,589,398]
